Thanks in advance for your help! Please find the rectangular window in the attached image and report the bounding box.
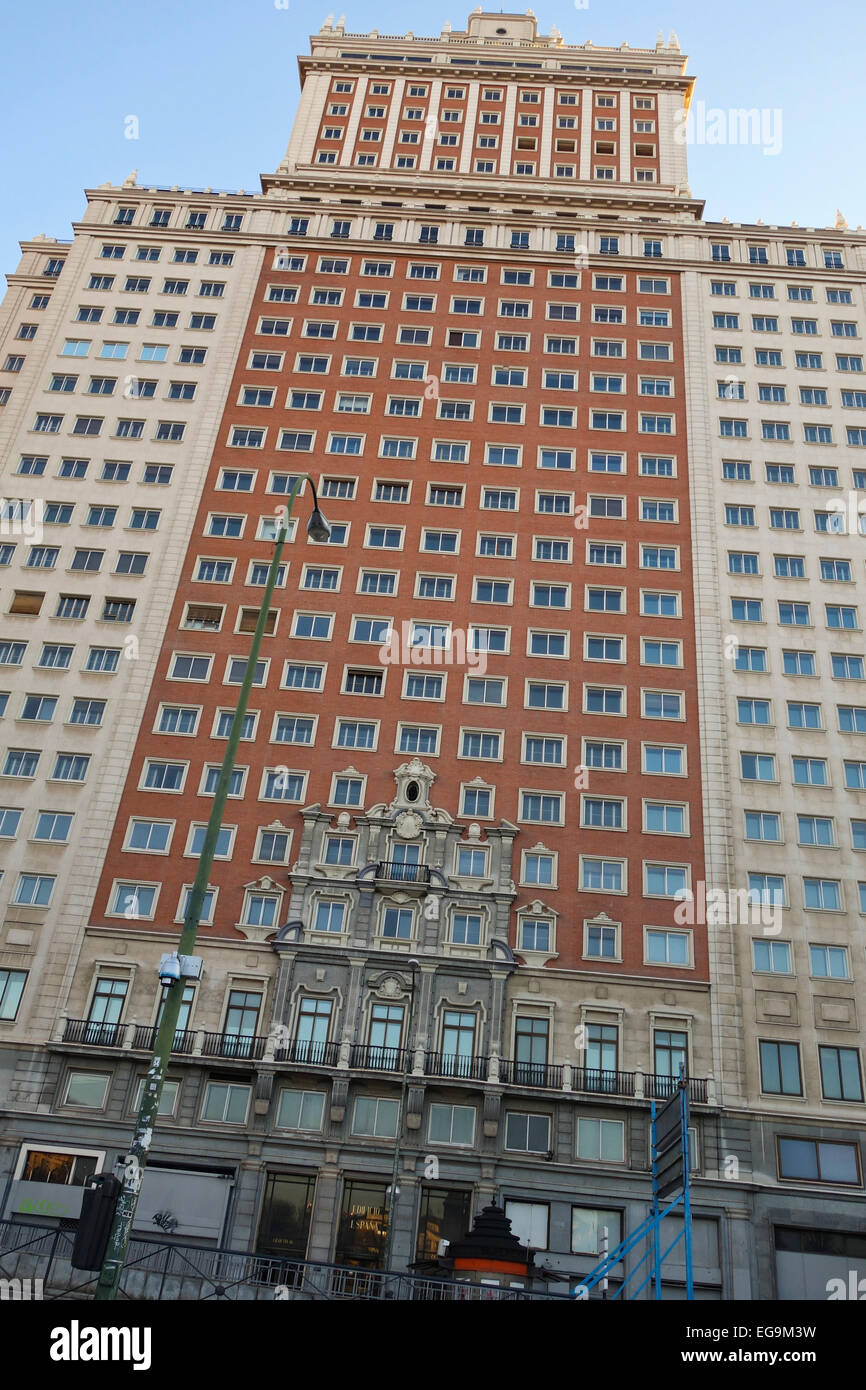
[576,1118,625,1163]
[819,1047,863,1102]
[777,1138,861,1185]
[572,1207,623,1256]
[202,1082,250,1124]
[759,1040,802,1096]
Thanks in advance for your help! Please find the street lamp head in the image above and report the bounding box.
[408,957,420,970]
[158,952,181,986]
[306,507,331,543]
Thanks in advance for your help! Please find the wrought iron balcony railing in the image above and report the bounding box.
[423,1051,489,1081]
[274,1038,341,1067]
[572,1067,636,1097]
[62,1018,123,1048]
[646,1074,708,1104]
[375,860,431,885]
[131,1025,196,1055]
[498,1060,564,1090]
[55,1017,712,1105]
[349,1043,408,1072]
[201,1031,267,1061]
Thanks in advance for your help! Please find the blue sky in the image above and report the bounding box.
[2,0,864,276]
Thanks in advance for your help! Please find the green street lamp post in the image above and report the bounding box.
[382,958,420,1276]
[93,474,329,1300]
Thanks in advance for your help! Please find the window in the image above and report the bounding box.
[504,1111,551,1155]
[20,694,57,722]
[582,859,624,893]
[732,597,763,623]
[644,864,688,898]
[0,967,27,1020]
[827,604,859,630]
[202,1082,250,1124]
[778,601,811,628]
[639,589,681,617]
[52,753,89,781]
[784,649,815,676]
[70,698,105,727]
[352,1096,399,1139]
[809,945,850,981]
[428,1103,476,1146]
[642,639,681,667]
[653,1028,688,1080]
[311,901,345,934]
[2,749,38,778]
[816,1047,863,1103]
[760,1040,802,1096]
[331,773,364,806]
[404,672,443,701]
[12,591,47,616]
[142,759,186,791]
[803,877,841,910]
[740,753,776,782]
[501,1201,548,1254]
[63,1073,110,1109]
[276,1090,326,1132]
[572,1208,622,1256]
[126,818,172,853]
[739,699,771,726]
[833,654,864,680]
[576,1118,625,1163]
[778,1137,861,1185]
[643,691,684,720]
[752,940,792,974]
[645,929,690,965]
[38,644,73,670]
[12,874,56,907]
[743,867,785,904]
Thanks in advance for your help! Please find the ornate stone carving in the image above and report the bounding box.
[394,810,423,839]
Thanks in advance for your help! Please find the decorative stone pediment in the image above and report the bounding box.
[525,897,558,919]
[369,969,413,1000]
[242,875,280,892]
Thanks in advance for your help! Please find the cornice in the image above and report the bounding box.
[297,52,693,94]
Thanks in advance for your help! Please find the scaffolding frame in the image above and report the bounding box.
[572,1073,693,1301]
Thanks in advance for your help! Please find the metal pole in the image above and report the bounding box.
[94,475,321,1300]
[650,1099,662,1301]
[383,961,419,1274]
[681,1077,694,1300]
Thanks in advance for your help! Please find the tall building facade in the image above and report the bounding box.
[0,12,864,1300]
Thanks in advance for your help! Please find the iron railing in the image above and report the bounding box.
[274,1038,341,1067]
[54,1019,711,1103]
[423,1051,489,1081]
[131,1025,196,1054]
[572,1067,636,1097]
[201,1032,267,1061]
[375,860,431,885]
[498,1060,564,1090]
[349,1043,408,1072]
[61,1018,124,1048]
[646,1075,708,1104]
[0,1219,571,1301]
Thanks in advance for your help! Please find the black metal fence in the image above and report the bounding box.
[0,1219,571,1301]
